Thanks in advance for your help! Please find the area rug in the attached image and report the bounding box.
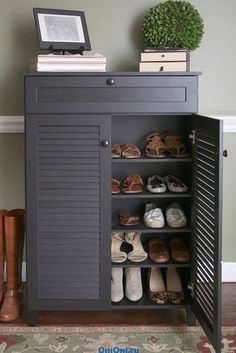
[0,326,235,353]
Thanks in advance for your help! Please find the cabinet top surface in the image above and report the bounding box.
[25,71,201,77]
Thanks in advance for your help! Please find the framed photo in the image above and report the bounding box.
[33,8,91,53]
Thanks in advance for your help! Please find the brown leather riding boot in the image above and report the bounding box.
[0,209,25,322]
[0,210,7,305]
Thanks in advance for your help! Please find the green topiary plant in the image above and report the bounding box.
[142,0,204,51]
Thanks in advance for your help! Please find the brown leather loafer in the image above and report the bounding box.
[169,238,190,262]
[148,239,169,263]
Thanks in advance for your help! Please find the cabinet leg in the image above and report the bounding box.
[27,311,37,326]
[186,308,196,326]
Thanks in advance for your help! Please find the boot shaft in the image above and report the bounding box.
[0,209,7,258]
[4,209,25,289]
[0,210,7,301]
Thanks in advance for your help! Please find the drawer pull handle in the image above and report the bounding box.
[160,66,164,72]
[101,140,109,147]
[161,54,165,57]
[106,78,115,86]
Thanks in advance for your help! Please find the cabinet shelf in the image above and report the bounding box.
[112,259,191,268]
[112,294,191,309]
[112,157,192,163]
[112,222,191,233]
[112,191,191,199]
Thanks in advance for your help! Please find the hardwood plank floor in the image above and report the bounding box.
[7,283,236,326]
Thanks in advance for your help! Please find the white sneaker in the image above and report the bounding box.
[166,203,187,228]
[143,203,165,228]
[125,267,143,302]
[111,267,124,302]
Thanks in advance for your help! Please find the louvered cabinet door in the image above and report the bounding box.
[192,115,223,353]
[26,114,111,311]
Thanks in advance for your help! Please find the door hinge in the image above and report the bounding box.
[188,282,194,297]
[189,130,196,144]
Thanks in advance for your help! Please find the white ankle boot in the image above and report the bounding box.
[111,267,124,302]
[125,232,147,262]
[111,232,127,263]
[125,267,143,302]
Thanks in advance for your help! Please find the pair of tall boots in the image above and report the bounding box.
[0,209,25,322]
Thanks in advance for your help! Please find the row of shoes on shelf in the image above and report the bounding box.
[112,267,185,304]
[112,232,190,263]
[119,203,187,228]
[112,132,189,159]
[112,174,188,194]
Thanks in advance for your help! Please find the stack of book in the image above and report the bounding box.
[139,49,189,72]
[30,53,107,72]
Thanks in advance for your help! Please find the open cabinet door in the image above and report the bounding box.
[191,115,223,353]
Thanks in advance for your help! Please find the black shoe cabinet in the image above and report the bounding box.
[25,72,223,352]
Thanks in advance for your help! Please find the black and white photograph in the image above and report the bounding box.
[33,8,91,51]
[38,13,85,43]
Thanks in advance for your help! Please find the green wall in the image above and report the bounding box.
[0,0,235,261]
[222,134,236,262]
[0,135,24,209]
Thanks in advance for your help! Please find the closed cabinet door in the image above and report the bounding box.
[26,114,111,310]
[191,115,223,353]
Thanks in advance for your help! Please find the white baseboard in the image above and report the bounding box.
[222,262,236,282]
[18,261,236,283]
[0,116,24,133]
[0,115,236,133]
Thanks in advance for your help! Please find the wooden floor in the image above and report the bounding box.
[11,283,236,326]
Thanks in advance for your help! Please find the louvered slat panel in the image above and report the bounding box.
[39,231,98,236]
[194,133,216,291]
[192,115,222,353]
[26,114,111,310]
[39,207,99,214]
[38,200,100,208]
[38,225,100,232]
[39,157,99,164]
[37,123,100,300]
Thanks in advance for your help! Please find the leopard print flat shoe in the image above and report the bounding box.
[168,290,184,304]
[149,290,168,304]
[148,267,167,304]
[166,267,184,304]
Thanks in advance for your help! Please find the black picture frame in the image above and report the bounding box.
[33,8,91,54]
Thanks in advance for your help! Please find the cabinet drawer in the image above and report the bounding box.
[25,74,198,114]
[139,62,188,72]
[141,51,188,62]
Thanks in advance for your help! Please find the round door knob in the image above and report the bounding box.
[106,78,115,86]
[223,149,228,157]
[101,140,109,147]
